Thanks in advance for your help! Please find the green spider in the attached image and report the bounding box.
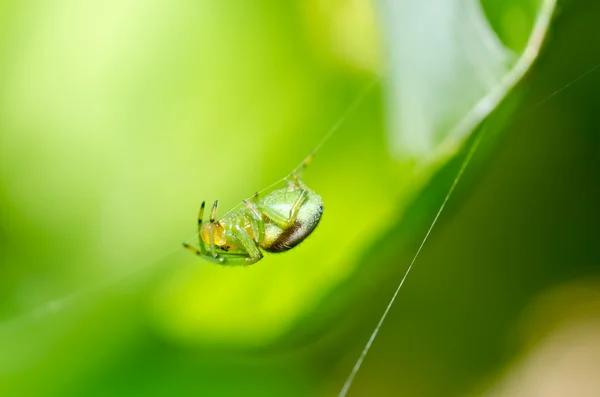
[182,177,323,265]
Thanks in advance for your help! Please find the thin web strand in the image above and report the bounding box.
[533,63,600,108]
[337,131,484,397]
[337,60,600,397]
[8,59,599,332]
[5,78,379,327]
[217,78,379,221]
[291,79,380,176]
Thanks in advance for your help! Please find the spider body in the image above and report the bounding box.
[183,180,323,265]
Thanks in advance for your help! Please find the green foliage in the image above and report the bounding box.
[3,1,600,396]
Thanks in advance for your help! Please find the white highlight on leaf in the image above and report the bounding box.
[380,0,556,162]
[338,1,557,395]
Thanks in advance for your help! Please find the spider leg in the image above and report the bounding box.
[209,200,219,222]
[182,201,209,258]
[232,225,263,264]
[213,251,256,266]
[300,153,314,170]
[287,154,313,187]
[288,189,308,220]
[181,242,224,264]
[207,200,219,258]
[248,191,289,229]
[196,201,206,253]
[255,189,308,229]
[243,199,265,242]
[182,245,253,265]
[287,174,302,190]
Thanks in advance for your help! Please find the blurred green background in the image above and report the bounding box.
[0,0,599,396]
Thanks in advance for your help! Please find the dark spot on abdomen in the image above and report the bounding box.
[264,221,302,253]
[264,206,323,253]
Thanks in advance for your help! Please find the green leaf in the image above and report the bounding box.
[0,1,559,395]
[381,0,556,161]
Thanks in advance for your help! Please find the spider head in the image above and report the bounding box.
[200,222,227,247]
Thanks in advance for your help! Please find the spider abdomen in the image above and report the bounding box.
[260,189,323,253]
[184,182,323,265]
